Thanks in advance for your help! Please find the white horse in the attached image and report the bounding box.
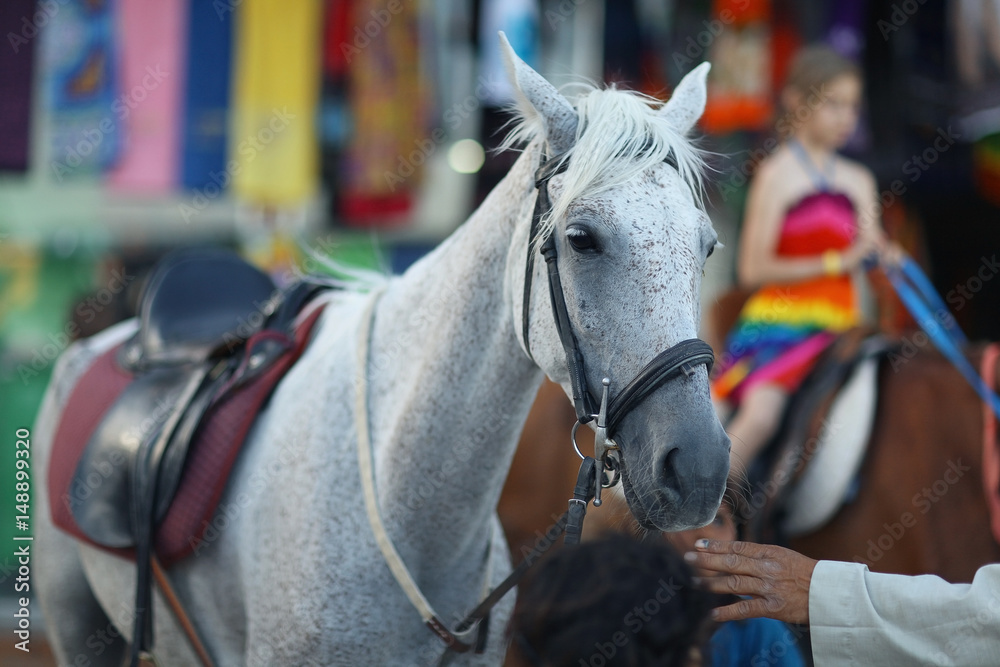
[35,38,729,666]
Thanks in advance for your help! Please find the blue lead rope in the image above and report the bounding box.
[885,255,1000,419]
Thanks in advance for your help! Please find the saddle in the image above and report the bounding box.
[48,248,328,664]
[740,327,893,543]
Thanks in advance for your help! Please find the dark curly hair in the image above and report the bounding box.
[509,532,715,667]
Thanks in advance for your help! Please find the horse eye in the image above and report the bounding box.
[566,228,598,252]
[706,244,715,258]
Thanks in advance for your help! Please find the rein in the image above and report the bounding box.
[885,256,1000,418]
[886,255,1000,544]
[355,287,597,653]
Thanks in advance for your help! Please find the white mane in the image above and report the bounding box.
[500,84,708,240]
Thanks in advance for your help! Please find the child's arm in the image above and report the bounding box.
[737,160,842,289]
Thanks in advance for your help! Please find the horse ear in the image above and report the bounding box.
[659,62,710,135]
[499,31,578,154]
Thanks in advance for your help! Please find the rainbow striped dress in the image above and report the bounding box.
[712,191,860,404]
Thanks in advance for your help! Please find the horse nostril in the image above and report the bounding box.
[659,446,680,490]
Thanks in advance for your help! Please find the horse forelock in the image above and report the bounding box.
[501,85,708,242]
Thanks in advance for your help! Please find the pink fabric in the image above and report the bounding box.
[107,0,187,191]
[980,344,1000,546]
[781,192,856,240]
[733,332,836,402]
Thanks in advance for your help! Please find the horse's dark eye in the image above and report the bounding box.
[566,228,598,252]
[706,244,715,258]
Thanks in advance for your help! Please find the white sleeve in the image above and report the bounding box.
[808,560,1000,666]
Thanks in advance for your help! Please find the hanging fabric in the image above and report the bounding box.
[180,0,234,192]
[0,0,39,172]
[107,0,187,192]
[700,0,773,134]
[231,0,321,207]
[337,0,428,226]
[318,0,354,221]
[41,0,119,181]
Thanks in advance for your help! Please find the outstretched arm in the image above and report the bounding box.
[687,539,1000,666]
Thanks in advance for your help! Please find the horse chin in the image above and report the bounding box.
[619,459,722,532]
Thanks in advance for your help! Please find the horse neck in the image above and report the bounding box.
[364,144,545,568]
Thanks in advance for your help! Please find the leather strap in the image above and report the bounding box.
[151,556,215,667]
[354,288,490,653]
[605,339,715,437]
[563,457,597,545]
[521,151,569,361]
[130,365,210,667]
[541,233,597,423]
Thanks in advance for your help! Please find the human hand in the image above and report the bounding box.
[842,236,880,272]
[877,239,906,269]
[684,539,817,625]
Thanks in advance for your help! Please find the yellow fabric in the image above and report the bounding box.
[230,0,320,205]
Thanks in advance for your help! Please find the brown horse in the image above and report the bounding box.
[499,330,1000,585]
[788,342,1000,582]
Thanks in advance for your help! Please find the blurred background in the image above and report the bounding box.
[1,0,999,661]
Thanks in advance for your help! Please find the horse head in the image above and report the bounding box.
[501,35,730,531]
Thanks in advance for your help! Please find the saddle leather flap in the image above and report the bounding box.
[70,365,205,548]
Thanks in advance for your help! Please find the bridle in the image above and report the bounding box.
[521,146,716,504]
[356,144,717,655]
